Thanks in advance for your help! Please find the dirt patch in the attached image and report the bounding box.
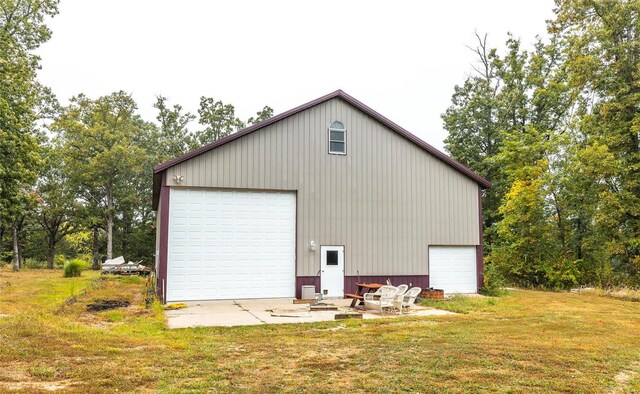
[86,299,130,312]
[0,364,73,392]
[611,361,640,393]
[0,380,72,392]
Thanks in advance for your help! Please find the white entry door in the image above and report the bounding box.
[320,246,344,298]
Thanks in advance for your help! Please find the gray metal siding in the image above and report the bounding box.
[166,98,479,276]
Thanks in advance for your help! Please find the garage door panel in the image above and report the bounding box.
[167,189,296,301]
[429,246,477,294]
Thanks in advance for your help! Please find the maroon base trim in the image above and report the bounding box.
[295,275,429,299]
[295,276,320,299]
[345,275,429,295]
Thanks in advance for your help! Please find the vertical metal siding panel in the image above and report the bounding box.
[238,136,245,188]
[218,145,225,187]
[374,117,381,275]
[342,101,349,263]
[365,113,370,273]
[260,125,267,189]
[353,105,360,274]
[351,106,358,276]
[391,132,398,273]
[386,125,393,272]
[312,103,321,276]
[277,119,284,189]
[283,118,288,188]
[343,101,351,273]
[437,159,444,245]
[242,136,249,188]
[324,101,331,245]
[274,120,280,189]
[407,146,413,274]
[298,109,306,276]
[201,156,207,186]
[235,139,242,187]
[423,146,429,272]
[451,173,457,243]
[288,113,294,188]
[221,146,228,187]
[310,103,319,276]
[255,131,262,187]
[410,147,422,272]
[304,110,312,276]
[307,106,315,276]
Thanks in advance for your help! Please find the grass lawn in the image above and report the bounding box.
[1,269,640,393]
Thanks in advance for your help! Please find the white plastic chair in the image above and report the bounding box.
[364,285,399,316]
[396,284,409,296]
[393,287,422,315]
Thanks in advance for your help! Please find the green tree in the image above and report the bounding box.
[194,98,274,148]
[247,106,274,125]
[442,33,505,250]
[0,0,58,270]
[552,0,640,278]
[52,92,150,266]
[153,95,195,161]
[195,97,245,147]
[35,145,77,268]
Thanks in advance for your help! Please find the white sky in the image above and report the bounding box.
[36,0,555,151]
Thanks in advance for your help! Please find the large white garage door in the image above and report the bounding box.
[429,246,477,294]
[167,189,296,302]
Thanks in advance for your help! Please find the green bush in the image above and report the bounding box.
[54,254,67,269]
[23,258,47,269]
[481,262,507,296]
[63,259,88,277]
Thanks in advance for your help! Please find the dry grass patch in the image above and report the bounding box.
[580,287,640,302]
[2,269,640,392]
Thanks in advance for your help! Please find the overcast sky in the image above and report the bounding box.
[36,0,555,151]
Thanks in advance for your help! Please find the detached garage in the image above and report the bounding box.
[153,90,491,303]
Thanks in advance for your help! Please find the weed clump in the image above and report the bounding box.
[63,259,88,277]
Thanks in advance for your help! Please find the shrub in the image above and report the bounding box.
[481,262,507,296]
[63,259,88,277]
[23,258,47,269]
[54,255,67,269]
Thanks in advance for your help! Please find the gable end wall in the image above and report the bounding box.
[164,98,480,277]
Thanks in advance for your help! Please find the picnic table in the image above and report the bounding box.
[345,283,384,307]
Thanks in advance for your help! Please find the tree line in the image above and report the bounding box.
[443,0,640,288]
[0,0,272,270]
[3,0,639,289]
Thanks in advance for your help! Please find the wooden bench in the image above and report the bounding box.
[345,293,364,300]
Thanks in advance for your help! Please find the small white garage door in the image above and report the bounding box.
[167,189,296,302]
[429,246,477,294]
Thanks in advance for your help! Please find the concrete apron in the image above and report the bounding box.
[165,298,454,329]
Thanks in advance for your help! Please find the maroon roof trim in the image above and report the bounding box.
[152,89,491,209]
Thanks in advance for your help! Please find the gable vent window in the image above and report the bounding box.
[328,121,346,155]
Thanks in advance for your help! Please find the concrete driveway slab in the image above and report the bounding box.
[166,300,263,328]
[165,298,455,329]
